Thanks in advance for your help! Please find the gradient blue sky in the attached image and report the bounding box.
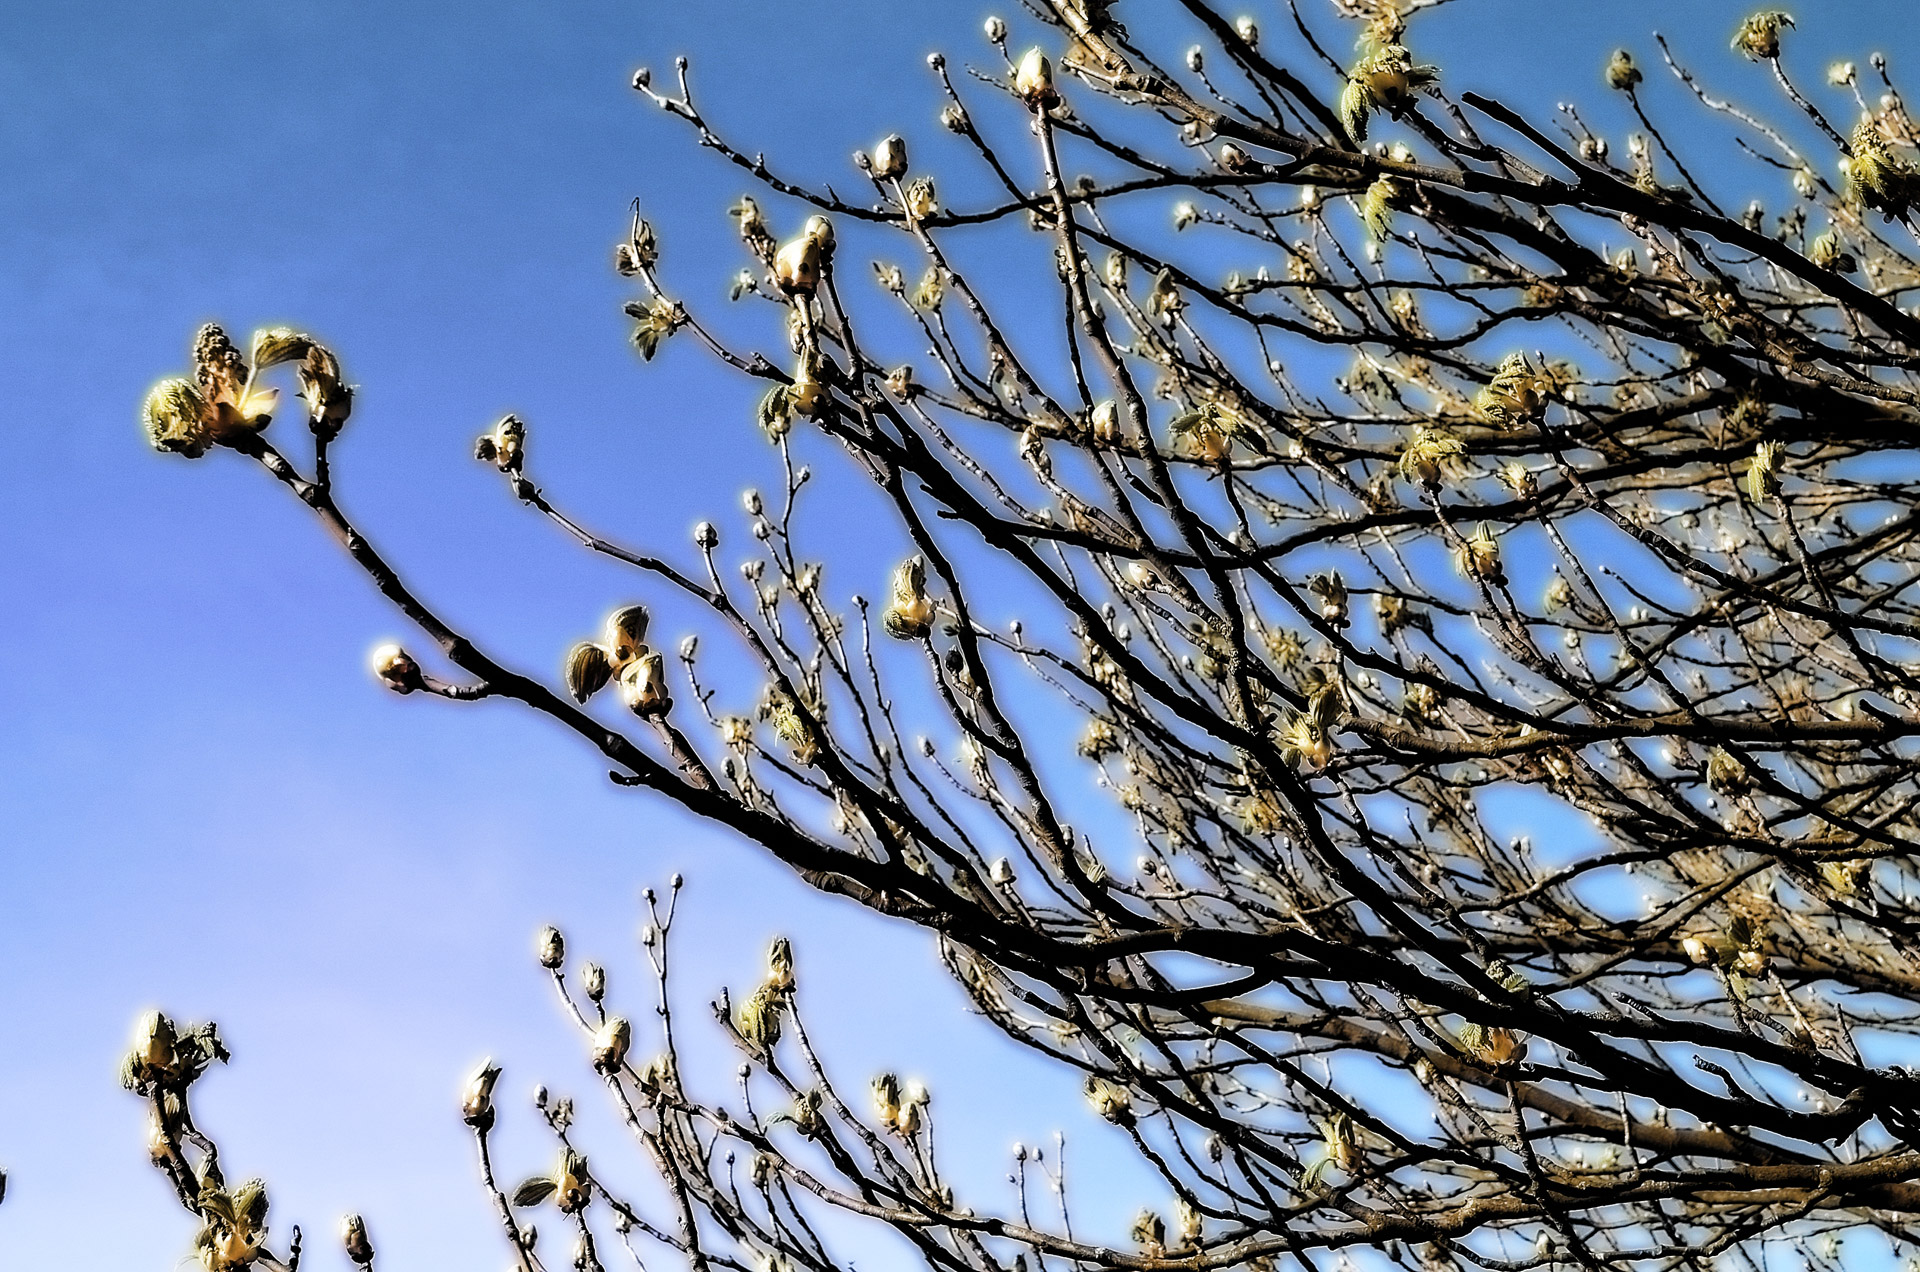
[1,1,1910,1266]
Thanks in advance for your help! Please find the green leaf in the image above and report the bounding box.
[513,1176,559,1208]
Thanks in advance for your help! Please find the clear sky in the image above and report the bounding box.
[1,1,1911,1266]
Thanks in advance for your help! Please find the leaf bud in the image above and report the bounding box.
[1015,48,1058,108]
[873,134,910,181]
[370,644,423,695]
[592,1015,633,1073]
[142,378,212,459]
[342,1214,375,1265]
[537,925,566,970]
[774,235,824,296]
[462,1059,503,1127]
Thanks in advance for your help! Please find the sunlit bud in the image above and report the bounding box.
[565,642,614,704]
[1186,46,1204,73]
[886,364,916,397]
[1218,143,1250,173]
[941,103,969,132]
[299,344,352,437]
[142,378,212,459]
[985,15,1007,43]
[1732,10,1794,62]
[619,650,673,717]
[691,521,718,552]
[873,134,910,180]
[1236,16,1258,47]
[991,857,1016,885]
[606,605,651,667]
[804,214,836,257]
[927,51,944,70]
[631,67,651,90]
[1299,184,1320,211]
[1091,399,1119,446]
[1173,201,1199,230]
[556,1151,593,1214]
[581,962,606,1002]
[370,644,423,695]
[902,176,938,221]
[1084,1074,1135,1126]
[1606,49,1642,92]
[537,926,566,970]
[1706,747,1752,797]
[773,235,824,296]
[1829,60,1856,86]
[592,1015,633,1073]
[462,1059,502,1127]
[473,414,526,474]
[1015,48,1058,108]
[883,556,937,639]
[342,1214,374,1265]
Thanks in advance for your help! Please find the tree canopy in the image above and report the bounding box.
[133,2,1920,1268]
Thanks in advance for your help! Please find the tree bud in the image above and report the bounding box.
[695,521,718,549]
[606,605,651,667]
[142,378,213,459]
[985,15,1007,43]
[804,214,836,256]
[462,1059,502,1127]
[537,925,566,970]
[592,1015,632,1073]
[1015,48,1058,108]
[342,1213,374,1265]
[581,961,606,1002]
[370,644,423,695]
[873,134,910,180]
[774,235,824,296]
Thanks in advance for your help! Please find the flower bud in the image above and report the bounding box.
[1218,143,1250,173]
[1235,16,1258,47]
[537,925,566,970]
[774,235,824,296]
[695,521,718,549]
[462,1059,502,1127]
[1186,46,1203,73]
[592,1015,632,1073]
[804,214,836,256]
[631,67,651,90]
[342,1213,375,1265]
[606,605,651,667]
[370,644,423,695]
[883,556,937,640]
[581,961,606,1002]
[619,650,673,717]
[985,15,1007,43]
[873,134,910,180]
[1015,48,1058,108]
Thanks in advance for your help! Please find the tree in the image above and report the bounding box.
[129,1,1920,1267]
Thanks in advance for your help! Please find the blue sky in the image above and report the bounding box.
[1,0,1911,1266]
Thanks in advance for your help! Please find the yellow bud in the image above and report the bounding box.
[873,134,909,180]
[592,1016,633,1073]
[143,378,212,458]
[370,644,423,694]
[774,235,824,295]
[1015,47,1057,107]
